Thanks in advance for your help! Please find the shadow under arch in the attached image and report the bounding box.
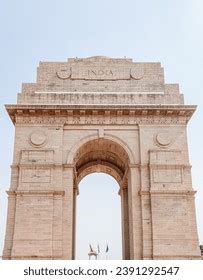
[66,133,135,165]
[71,136,131,260]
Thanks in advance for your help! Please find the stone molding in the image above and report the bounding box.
[139,190,196,196]
[152,255,201,260]
[15,117,188,126]
[10,163,192,169]
[17,92,184,105]
[6,104,195,125]
[6,104,196,113]
[7,190,65,196]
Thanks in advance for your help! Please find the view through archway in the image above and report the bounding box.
[76,173,122,260]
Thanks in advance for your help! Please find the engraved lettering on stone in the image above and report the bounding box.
[153,169,182,183]
[88,69,113,77]
[85,117,93,124]
[16,115,188,126]
[156,151,181,164]
[110,117,117,124]
[150,150,182,165]
[21,169,51,183]
[71,66,129,80]
[121,117,130,124]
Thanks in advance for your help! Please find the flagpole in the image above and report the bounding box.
[97,243,100,260]
[105,244,109,260]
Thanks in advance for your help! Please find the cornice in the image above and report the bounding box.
[5,104,196,124]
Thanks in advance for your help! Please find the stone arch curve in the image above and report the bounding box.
[66,133,135,165]
[76,161,123,186]
[71,135,131,260]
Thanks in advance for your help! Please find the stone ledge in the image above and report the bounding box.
[5,104,196,124]
[140,190,196,196]
[6,190,65,196]
[152,255,201,260]
[7,256,60,259]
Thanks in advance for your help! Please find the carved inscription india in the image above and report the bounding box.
[56,66,144,80]
[87,69,113,78]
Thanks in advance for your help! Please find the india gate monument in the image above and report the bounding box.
[2,56,201,259]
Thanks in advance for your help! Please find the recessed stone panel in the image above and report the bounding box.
[21,150,54,163]
[21,168,51,183]
[150,150,182,164]
[153,169,182,183]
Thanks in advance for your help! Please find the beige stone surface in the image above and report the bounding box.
[3,56,201,259]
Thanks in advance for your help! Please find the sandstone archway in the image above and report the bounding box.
[72,138,131,259]
[3,56,201,260]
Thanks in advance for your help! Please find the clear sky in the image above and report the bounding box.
[76,174,122,260]
[0,0,203,259]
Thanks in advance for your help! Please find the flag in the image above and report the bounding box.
[97,244,100,254]
[106,244,109,253]
[89,244,93,252]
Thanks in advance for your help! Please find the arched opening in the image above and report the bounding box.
[71,138,131,259]
[76,173,122,260]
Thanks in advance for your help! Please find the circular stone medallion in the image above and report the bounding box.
[56,67,71,79]
[30,131,47,147]
[155,132,172,147]
[130,66,144,80]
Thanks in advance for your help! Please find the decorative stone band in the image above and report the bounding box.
[10,163,192,169]
[18,92,184,105]
[6,190,65,197]
[152,254,201,260]
[5,104,197,125]
[7,256,58,260]
[139,190,196,196]
[149,164,192,169]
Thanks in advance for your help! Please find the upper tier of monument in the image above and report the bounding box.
[18,56,183,105]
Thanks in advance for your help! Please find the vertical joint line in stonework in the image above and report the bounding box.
[98,128,104,138]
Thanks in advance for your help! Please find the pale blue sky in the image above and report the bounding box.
[0,0,203,259]
[76,174,122,260]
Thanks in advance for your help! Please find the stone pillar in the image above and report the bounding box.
[120,187,130,259]
[62,166,74,259]
[2,192,16,259]
[10,191,65,259]
[3,164,19,259]
[150,191,201,259]
[52,192,64,259]
[140,192,153,259]
[72,182,78,259]
[128,166,143,259]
